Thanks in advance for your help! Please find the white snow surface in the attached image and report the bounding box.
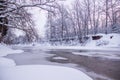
[0,47,93,80]
[72,51,120,60]
[12,33,120,52]
[53,56,68,60]
[13,33,120,51]
[0,57,16,67]
[86,33,120,47]
[0,44,23,57]
[34,46,120,52]
[0,65,93,80]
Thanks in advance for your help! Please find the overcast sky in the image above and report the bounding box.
[30,0,74,37]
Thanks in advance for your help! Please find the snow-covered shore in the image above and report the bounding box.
[0,57,16,67]
[0,44,23,57]
[86,33,120,47]
[0,44,93,80]
[0,65,93,80]
[13,33,120,51]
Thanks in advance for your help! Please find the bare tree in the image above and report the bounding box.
[0,0,57,43]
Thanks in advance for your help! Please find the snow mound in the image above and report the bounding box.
[0,44,23,57]
[86,33,120,47]
[53,57,68,60]
[105,33,120,47]
[0,65,93,80]
[73,51,120,60]
[0,57,16,67]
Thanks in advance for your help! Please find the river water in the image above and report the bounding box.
[5,46,120,80]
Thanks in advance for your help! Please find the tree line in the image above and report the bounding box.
[46,0,120,44]
[0,0,57,44]
[0,0,120,44]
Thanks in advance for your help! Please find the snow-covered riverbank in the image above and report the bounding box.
[0,44,93,80]
[0,44,23,57]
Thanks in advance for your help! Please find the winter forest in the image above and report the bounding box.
[0,0,120,80]
[46,0,120,45]
[0,0,120,45]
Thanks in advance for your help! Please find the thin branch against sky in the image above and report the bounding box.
[31,0,74,37]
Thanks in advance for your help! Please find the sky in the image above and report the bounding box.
[31,0,74,37]
[30,8,47,37]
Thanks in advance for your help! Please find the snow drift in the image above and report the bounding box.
[0,44,23,57]
[0,57,16,67]
[86,33,120,47]
[0,65,93,80]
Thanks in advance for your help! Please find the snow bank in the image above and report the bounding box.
[13,42,51,47]
[0,57,16,67]
[41,46,120,51]
[0,44,23,57]
[105,33,120,47]
[73,52,120,60]
[86,33,120,47]
[0,65,93,80]
[53,56,68,60]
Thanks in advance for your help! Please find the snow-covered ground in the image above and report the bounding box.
[42,46,120,51]
[0,57,93,80]
[53,56,68,60]
[13,44,120,52]
[0,44,93,80]
[0,65,93,80]
[0,33,119,80]
[0,57,16,67]
[0,44,23,57]
[86,33,120,47]
[72,51,120,59]
[13,33,120,51]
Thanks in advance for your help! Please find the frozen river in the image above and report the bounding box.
[5,46,120,80]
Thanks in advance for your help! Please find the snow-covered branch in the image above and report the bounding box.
[0,0,57,14]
